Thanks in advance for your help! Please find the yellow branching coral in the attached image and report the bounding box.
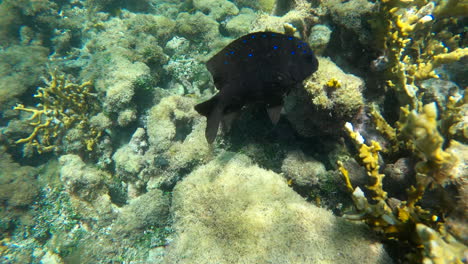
[433,0,468,17]
[341,122,398,231]
[339,1,467,262]
[340,117,467,262]
[369,104,398,151]
[343,121,389,201]
[14,72,101,154]
[416,223,467,264]
[375,1,467,106]
[398,102,459,185]
[441,88,468,141]
[415,48,468,80]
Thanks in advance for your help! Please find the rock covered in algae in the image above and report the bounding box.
[193,0,239,21]
[224,8,258,37]
[0,45,48,109]
[0,146,39,208]
[308,24,333,55]
[322,0,375,44]
[144,95,212,189]
[281,150,327,187]
[114,189,170,235]
[175,12,220,45]
[232,0,276,13]
[285,56,365,137]
[80,11,172,124]
[59,154,111,202]
[251,1,318,34]
[165,152,393,264]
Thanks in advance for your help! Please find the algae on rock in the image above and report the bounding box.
[285,56,365,137]
[165,152,393,264]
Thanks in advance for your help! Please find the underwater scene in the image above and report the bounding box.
[0,0,467,263]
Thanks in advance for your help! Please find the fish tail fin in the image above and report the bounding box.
[195,96,223,144]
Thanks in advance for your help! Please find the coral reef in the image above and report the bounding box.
[147,95,206,153]
[1,0,466,263]
[51,154,171,262]
[166,152,393,264]
[145,95,212,188]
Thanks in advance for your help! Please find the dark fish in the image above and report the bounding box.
[195,31,318,143]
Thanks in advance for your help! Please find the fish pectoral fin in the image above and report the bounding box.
[267,105,283,125]
[222,111,240,133]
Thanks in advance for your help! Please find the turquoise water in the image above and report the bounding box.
[0,0,466,263]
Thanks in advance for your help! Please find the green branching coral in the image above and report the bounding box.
[14,72,102,154]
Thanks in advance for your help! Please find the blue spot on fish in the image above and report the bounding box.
[273,45,278,50]
[248,53,253,57]
[291,51,296,55]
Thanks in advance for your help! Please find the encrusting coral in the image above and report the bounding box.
[13,72,102,154]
